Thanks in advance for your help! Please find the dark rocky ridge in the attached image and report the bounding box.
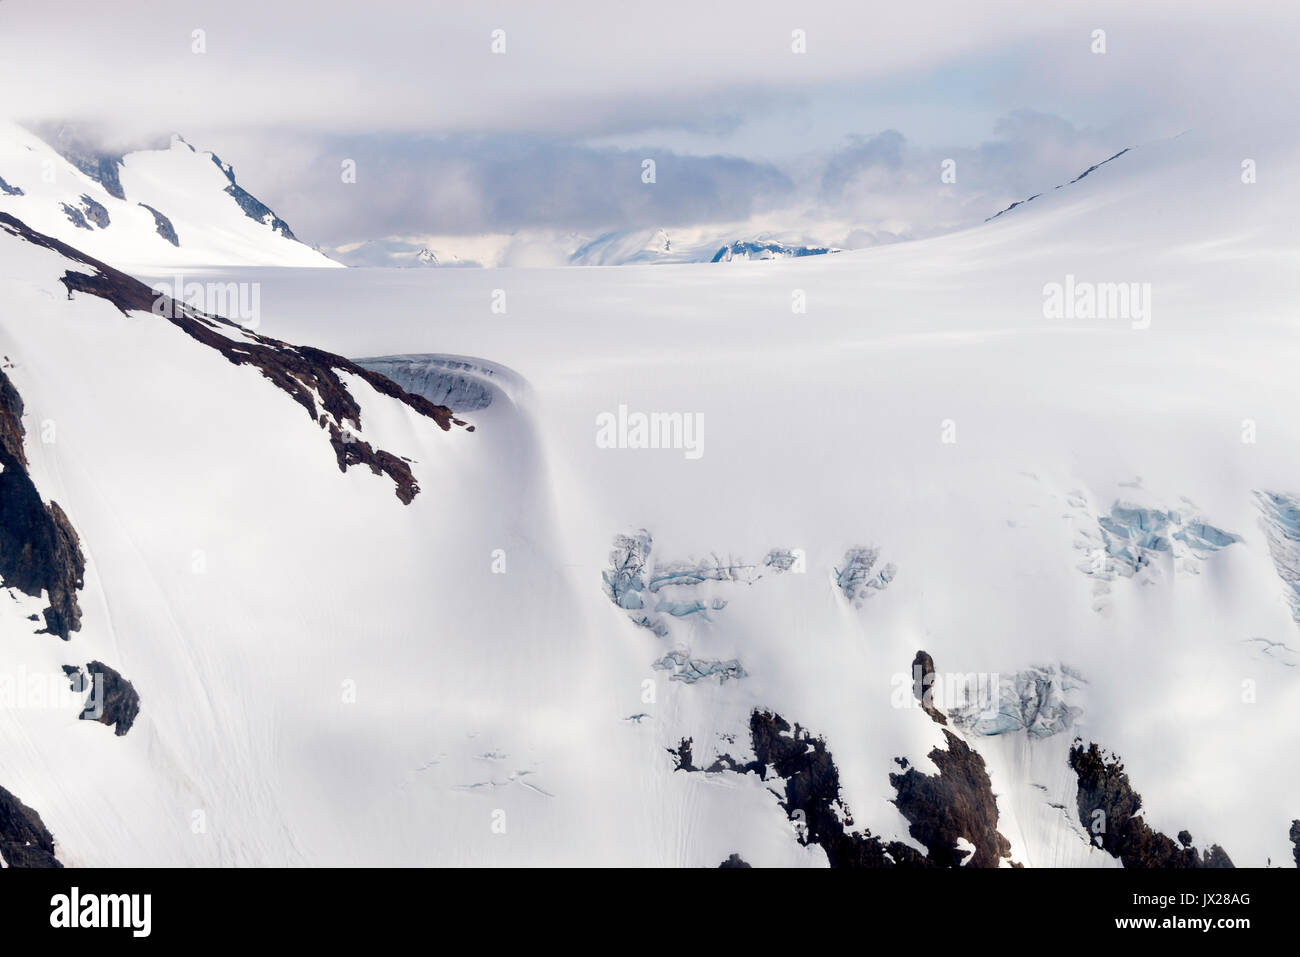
[209,153,296,239]
[1069,741,1233,867]
[52,144,127,200]
[889,728,1013,867]
[0,211,471,504]
[0,174,23,196]
[911,649,948,725]
[986,148,1132,222]
[59,202,91,230]
[0,368,85,639]
[139,203,179,246]
[671,712,930,867]
[0,783,62,867]
[673,671,1017,869]
[670,651,1032,868]
[718,853,751,868]
[1290,820,1299,867]
[78,194,110,229]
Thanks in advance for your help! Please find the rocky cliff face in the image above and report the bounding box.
[0,367,85,640]
[0,784,62,867]
[1069,742,1233,867]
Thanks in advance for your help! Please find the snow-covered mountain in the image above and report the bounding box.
[3,124,1300,869]
[0,122,338,270]
[332,227,843,268]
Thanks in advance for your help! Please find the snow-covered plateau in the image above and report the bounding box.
[2,125,1299,868]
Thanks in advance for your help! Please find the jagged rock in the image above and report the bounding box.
[0,784,62,867]
[889,728,1015,867]
[60,202,91,230]
[81,661,141,736]
[1290,820,1299,867]
[138,203,179,246]
[45,136,127,200]
[210,153,296,239]
[0,368,86,639]
[911,649,948,725]
[77,194,109,229]
[718,853,751,868]
[674,710,979,868]
[1069,741,1233,867]
[0,173,23,196]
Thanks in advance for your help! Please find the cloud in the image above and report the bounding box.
[4,0,1298,248]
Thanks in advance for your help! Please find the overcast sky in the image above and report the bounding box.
[2,0,1296,247]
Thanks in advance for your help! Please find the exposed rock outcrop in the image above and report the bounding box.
[0,784,62,867]
[718,853,751,868]
[672,651,1017,868]
[138,203,179,246]
[210,153,296,239]
[80,661,141,736]
[0,368,85,639]
[889,729,1014,867]
[1069,741,1233,867]
[672,711,932,868]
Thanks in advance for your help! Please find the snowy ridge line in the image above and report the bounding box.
[985,146,1133,222]
[0,122,338,269]
[0,212,473,504]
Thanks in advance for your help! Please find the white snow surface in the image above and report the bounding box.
[3,125,1300,867]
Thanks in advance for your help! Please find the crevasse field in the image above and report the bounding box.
[4,125,1300,867]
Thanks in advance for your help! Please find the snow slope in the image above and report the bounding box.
[0,121,337,271]
[4,124,1300,867]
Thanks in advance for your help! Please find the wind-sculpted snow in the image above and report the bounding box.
[834,546,896,606]
[949,665,1085,737]
[1240,637,1298,668]
[1254,490,1300,626]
